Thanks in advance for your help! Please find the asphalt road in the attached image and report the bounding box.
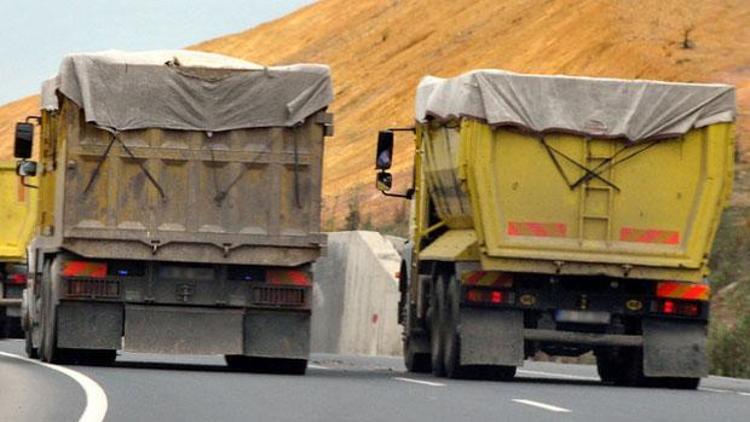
[2,339,750,422]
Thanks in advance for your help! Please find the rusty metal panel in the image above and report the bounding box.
[56,98,327,265]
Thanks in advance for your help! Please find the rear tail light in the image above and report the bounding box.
[266,269,311,287]
[659,299,701,317]
[7,273,27,285]
[656,281,710,301]
[62,261,107,278]
[465,288,512,305]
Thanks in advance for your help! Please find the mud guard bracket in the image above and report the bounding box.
[459,308,524,366]
[643,317,708,378]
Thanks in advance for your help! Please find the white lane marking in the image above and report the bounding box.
[0,351,108,422]
[700,387,734,394]
[308,364,330,370]
[517,369,599,381]
[393,377,446,387]
[738,392,750,397]
[512,399,571,413]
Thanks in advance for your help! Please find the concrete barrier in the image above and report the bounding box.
[311,231,404,356]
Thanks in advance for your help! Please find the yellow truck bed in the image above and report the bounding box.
[415,71,736,282]
[0,162,36,263]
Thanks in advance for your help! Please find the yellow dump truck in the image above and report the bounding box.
[0,162,37,337]
[13,50,333,373]
[375,70,736,389]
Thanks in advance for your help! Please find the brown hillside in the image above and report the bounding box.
[2,0,749,226]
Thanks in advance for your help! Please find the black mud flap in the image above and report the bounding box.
[459,308,524,366]
[643,318,708,378]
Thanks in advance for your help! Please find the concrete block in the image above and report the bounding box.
[311,231,404,356]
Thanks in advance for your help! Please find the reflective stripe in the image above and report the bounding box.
[462,271,513,287]
[508,221,567,237]
[621,227,680,244]
[656,281,710,301]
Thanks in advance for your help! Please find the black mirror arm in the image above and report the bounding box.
[20,175,38,189]
[25,115,42,125]
[380,188,414,199]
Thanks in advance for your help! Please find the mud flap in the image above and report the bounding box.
[458,308,524,366]
[243,311,310,359]
[124,305,243,355]
[57,302,123,350]
[642,318,708,378]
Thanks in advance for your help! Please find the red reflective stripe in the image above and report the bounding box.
[621,228,680,245]
[267,270,310,286]
[682,285,709,300]
[508,222,567,238]
[656,282,681,298]
[62,261,107,278]
[465,272,486,285]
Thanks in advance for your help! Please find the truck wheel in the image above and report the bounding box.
[444,273,467,379]
[25,327,38,359]
[430,276,447,377]
[595,349,623,383]
[403,300,431,373]
[0,310,8,339]
[39,257,70,364]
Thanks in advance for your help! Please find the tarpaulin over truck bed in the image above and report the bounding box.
[41,50,333,131]
[416,70,736,142]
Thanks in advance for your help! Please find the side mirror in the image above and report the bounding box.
[16,160,38,177]
[14,122,34,159]
[375,130,394,170]
[376,171,393,192]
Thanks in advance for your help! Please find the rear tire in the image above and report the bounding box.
[403,295,431,373]
[596,349,624,384]
[430,276,447,377]
[25,327,38,359]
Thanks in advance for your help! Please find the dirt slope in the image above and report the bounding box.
[2,0,749,225]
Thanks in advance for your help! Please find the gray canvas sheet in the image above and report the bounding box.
[416,70,736,142]
[41,50,333,131]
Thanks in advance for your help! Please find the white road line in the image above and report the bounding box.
[517,369,599,381]
[738,392,750,397]
[700,387,734,394]
[512,399,571,413]
[0,351,108,422]
[308,364,330,370]
[393,377,446,387]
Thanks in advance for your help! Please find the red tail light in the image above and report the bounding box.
[465,288,510,305]
[266,269,311,286]
[659,299,700,317]
[662,300,675,314]
[8,273,27,285]
[62,261,107,278]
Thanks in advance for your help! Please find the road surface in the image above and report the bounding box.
[2,339,750,421]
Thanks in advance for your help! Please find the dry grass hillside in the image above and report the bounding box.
[1,0,749,225]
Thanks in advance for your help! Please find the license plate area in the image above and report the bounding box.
[555,310,611,324]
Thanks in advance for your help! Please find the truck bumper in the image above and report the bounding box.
[57,302,311,358]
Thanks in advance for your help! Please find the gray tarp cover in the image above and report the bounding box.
[41,50,333,131]
[416,70,736,142]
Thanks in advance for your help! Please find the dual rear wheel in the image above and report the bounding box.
[419,272,515,381]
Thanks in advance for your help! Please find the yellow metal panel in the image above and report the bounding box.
[0,162,37,262]
[457,119,734,281]
[419,229,478,261]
